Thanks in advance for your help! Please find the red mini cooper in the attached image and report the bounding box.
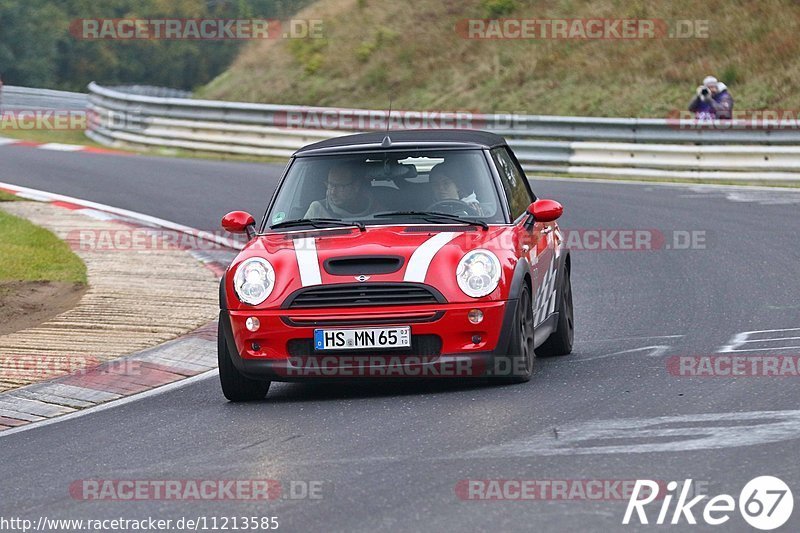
[218,130,573,401]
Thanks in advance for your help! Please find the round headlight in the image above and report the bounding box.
[456,250,501,298]
[233,258,275,305]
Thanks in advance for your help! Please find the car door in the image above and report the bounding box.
[490,147,551,325]
[531,210,557,327]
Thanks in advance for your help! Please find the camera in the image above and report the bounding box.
[700,87,710,96]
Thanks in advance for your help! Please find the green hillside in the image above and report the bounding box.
[199,0,800,117]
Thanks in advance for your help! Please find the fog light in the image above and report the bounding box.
[246,317,260,332]
[472,335,482,344]
[468,309,484,324]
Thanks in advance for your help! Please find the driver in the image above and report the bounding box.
[428,162,483,216]
[305,162,379,218]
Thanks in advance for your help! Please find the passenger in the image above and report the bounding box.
[428,163,484,216]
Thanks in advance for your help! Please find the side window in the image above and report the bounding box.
[491,147,532,220]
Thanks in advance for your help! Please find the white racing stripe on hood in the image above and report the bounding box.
[403,232,460,283]
[294,237,322,286]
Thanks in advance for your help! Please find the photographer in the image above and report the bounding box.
[689,75,734,119]
[689,76,718,119]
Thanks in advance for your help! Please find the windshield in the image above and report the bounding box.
[266,149,505,229]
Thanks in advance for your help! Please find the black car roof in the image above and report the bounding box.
[294,129,507,156]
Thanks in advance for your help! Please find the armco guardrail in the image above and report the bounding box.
[86,82,800,181]
[1,85,88,111]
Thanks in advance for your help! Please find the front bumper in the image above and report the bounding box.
[220,299,518,381]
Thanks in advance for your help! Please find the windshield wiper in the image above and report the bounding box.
[373,211,488,230]
[270,218,365,231]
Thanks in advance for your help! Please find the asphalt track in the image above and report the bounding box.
[1,143,800,532]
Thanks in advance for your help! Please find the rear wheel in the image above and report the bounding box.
[498,287,535,383]
[537,267,574,357]
[218,319,270,402]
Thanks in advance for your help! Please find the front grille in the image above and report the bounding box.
[324,256,404,275]
[287,334,442,357]
[284,283,443,309]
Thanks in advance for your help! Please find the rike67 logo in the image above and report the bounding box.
[623,477,793,530]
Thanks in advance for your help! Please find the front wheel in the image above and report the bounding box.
[218,319,270,402]
[496,287,535,383]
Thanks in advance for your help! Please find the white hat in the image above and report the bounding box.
[716,82,727,92]
[703,76,718,87]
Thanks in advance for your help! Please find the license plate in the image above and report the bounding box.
[314,326,411,351]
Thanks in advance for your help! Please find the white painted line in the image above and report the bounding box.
[38,143,84,152]
[720,346,800,353]
[738,336,800,344]
[0,181,242,250]
[76,208,117,221]
[580,335,684,343]
[0,137,20,146]
[14,191,54,202]
[566,345,672,363]
[0,370,218,438]
[738,327,800,335]
[719,328,800,353]
[459,410,800,457]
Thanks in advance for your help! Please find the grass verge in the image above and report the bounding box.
[0,207,87,284]
[0,128,104,147]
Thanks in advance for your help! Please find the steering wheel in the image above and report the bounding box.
[425,199,472,216]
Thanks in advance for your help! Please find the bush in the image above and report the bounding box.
[481,0,517,17]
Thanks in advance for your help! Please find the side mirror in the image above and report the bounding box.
[527,199,563,223]
[222,211,256,237]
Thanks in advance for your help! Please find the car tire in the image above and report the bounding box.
[218,319,271,402]
[536,267,574,357]
[497,286,535,383]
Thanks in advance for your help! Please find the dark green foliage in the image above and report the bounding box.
[0,0,310,91]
